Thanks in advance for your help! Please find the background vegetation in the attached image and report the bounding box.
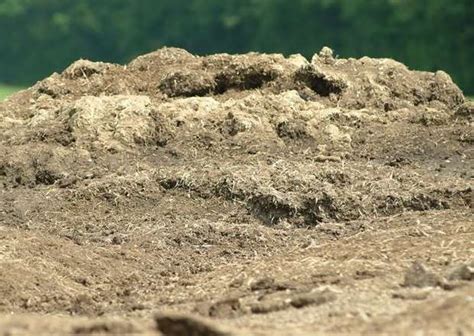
[0,84,21,100]
[0,0,472,93]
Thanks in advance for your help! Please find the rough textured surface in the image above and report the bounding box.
[0,47,472,335]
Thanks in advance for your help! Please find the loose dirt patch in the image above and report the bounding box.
[0,47,472,335]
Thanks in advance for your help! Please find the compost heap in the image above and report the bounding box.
[0,47,472,335]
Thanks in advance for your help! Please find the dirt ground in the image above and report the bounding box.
[0,47,473,335]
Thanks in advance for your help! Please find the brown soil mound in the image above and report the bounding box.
[0,47,472,335]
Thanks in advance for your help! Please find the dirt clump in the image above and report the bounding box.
[155,313,235,336]
[0,47,472,335]
[402,261,444,288]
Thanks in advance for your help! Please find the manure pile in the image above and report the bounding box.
[0,47,472,335]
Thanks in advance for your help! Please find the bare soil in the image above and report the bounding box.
[0,47,473,335]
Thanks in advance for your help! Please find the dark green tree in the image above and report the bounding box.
[0,0,472,93]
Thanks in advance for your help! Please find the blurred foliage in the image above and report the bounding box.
[0,0,472,93]
[0,84,22,100]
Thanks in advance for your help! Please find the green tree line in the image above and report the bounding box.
[0,0,473,93]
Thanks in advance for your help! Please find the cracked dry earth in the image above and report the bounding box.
[0,47,473,335]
